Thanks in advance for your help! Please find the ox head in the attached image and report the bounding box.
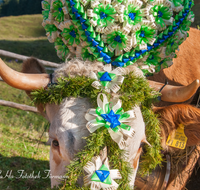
[0,58,199,188]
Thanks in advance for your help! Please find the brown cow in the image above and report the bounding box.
[148,28,200,107]
[135,104,200,190]
[148,27,200,86]
[154,104,200,152]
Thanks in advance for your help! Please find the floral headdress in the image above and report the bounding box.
[40,0,194,189]
[42,0,194,75]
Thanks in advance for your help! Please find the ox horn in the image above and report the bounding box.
[148,80,199,102]
[0,58,50,91]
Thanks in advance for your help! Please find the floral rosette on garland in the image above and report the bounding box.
[85,93,136,150]
[84,154,122,189]
[90,64,125,93]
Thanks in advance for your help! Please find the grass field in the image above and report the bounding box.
[0,15,45,39]
[0,60,51,190]
[0,15,55,189]
[0,14,61,63]
[0,123,50,190]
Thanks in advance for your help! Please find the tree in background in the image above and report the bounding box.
[0,0,42,16]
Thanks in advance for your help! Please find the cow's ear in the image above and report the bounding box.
[21,58,47,118]
[185,123,200,146]
[21,57,47,96]
[22,57,46,74]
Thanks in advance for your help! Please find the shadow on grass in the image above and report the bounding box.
[0,154,51,190]
[0,105,48,132]
[0,39,62,63]
[191,3,200,28]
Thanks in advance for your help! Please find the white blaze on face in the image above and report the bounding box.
[125,106,146,187]
[46,98,146,188]
[46,98,91,188]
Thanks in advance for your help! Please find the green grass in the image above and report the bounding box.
[0,62,50,189]
[0,14,61,63]
[0,14,61,189]
[0,14,57,189]
[0,60,48,131]
[0,123,50,190]
[0,14,45,39]
[0,39,61,63]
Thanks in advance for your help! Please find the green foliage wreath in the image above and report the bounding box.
[31,72,162,189]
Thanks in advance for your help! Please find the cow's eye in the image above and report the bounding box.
[52,140,59,147]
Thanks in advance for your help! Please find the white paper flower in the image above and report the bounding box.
[85,93,136,149]
[90,64,125,93]
[83,155,122,190]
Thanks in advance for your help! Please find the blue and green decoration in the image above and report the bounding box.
[54,37,69,60]
[52,0,66,22]
[135,25,156,45]
[152,4,173,28]
[90,64,125,93]
[61,25,80,45]
[124,4,143,25]
[42,0,194,75]
[92,4,116,27]
[91,165,112,184]
[41,0,51,20]
[83,155,122,189]
[107,31,128,51]
[98,71,116,87]
[85,93,135,149]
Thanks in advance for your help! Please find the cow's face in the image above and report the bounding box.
[0,58,198,189]
[45,98,91,187]
[45,98,146,188]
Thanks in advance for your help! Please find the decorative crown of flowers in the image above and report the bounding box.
[42,0,194,75]
[40,0,194,189]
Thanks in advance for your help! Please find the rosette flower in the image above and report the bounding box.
[165,36,180,55]
[145,51,161,66]
[124,5,143,26]
[54,38,69,60]
[155,57,172,72]
[85,93,136,149]
[107,31,128,54]
[90,64,125,93]
[52,0,68,22]
[152,5,172,28]
[135,25,155,50]
[42,0,51,20]
[92,4,116,27]
[169,0,184,12]
[44,24,58,34]
[82,47,97,61]
[61,25,80,45]
[44,23,58,42]
[83,155,122,189]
